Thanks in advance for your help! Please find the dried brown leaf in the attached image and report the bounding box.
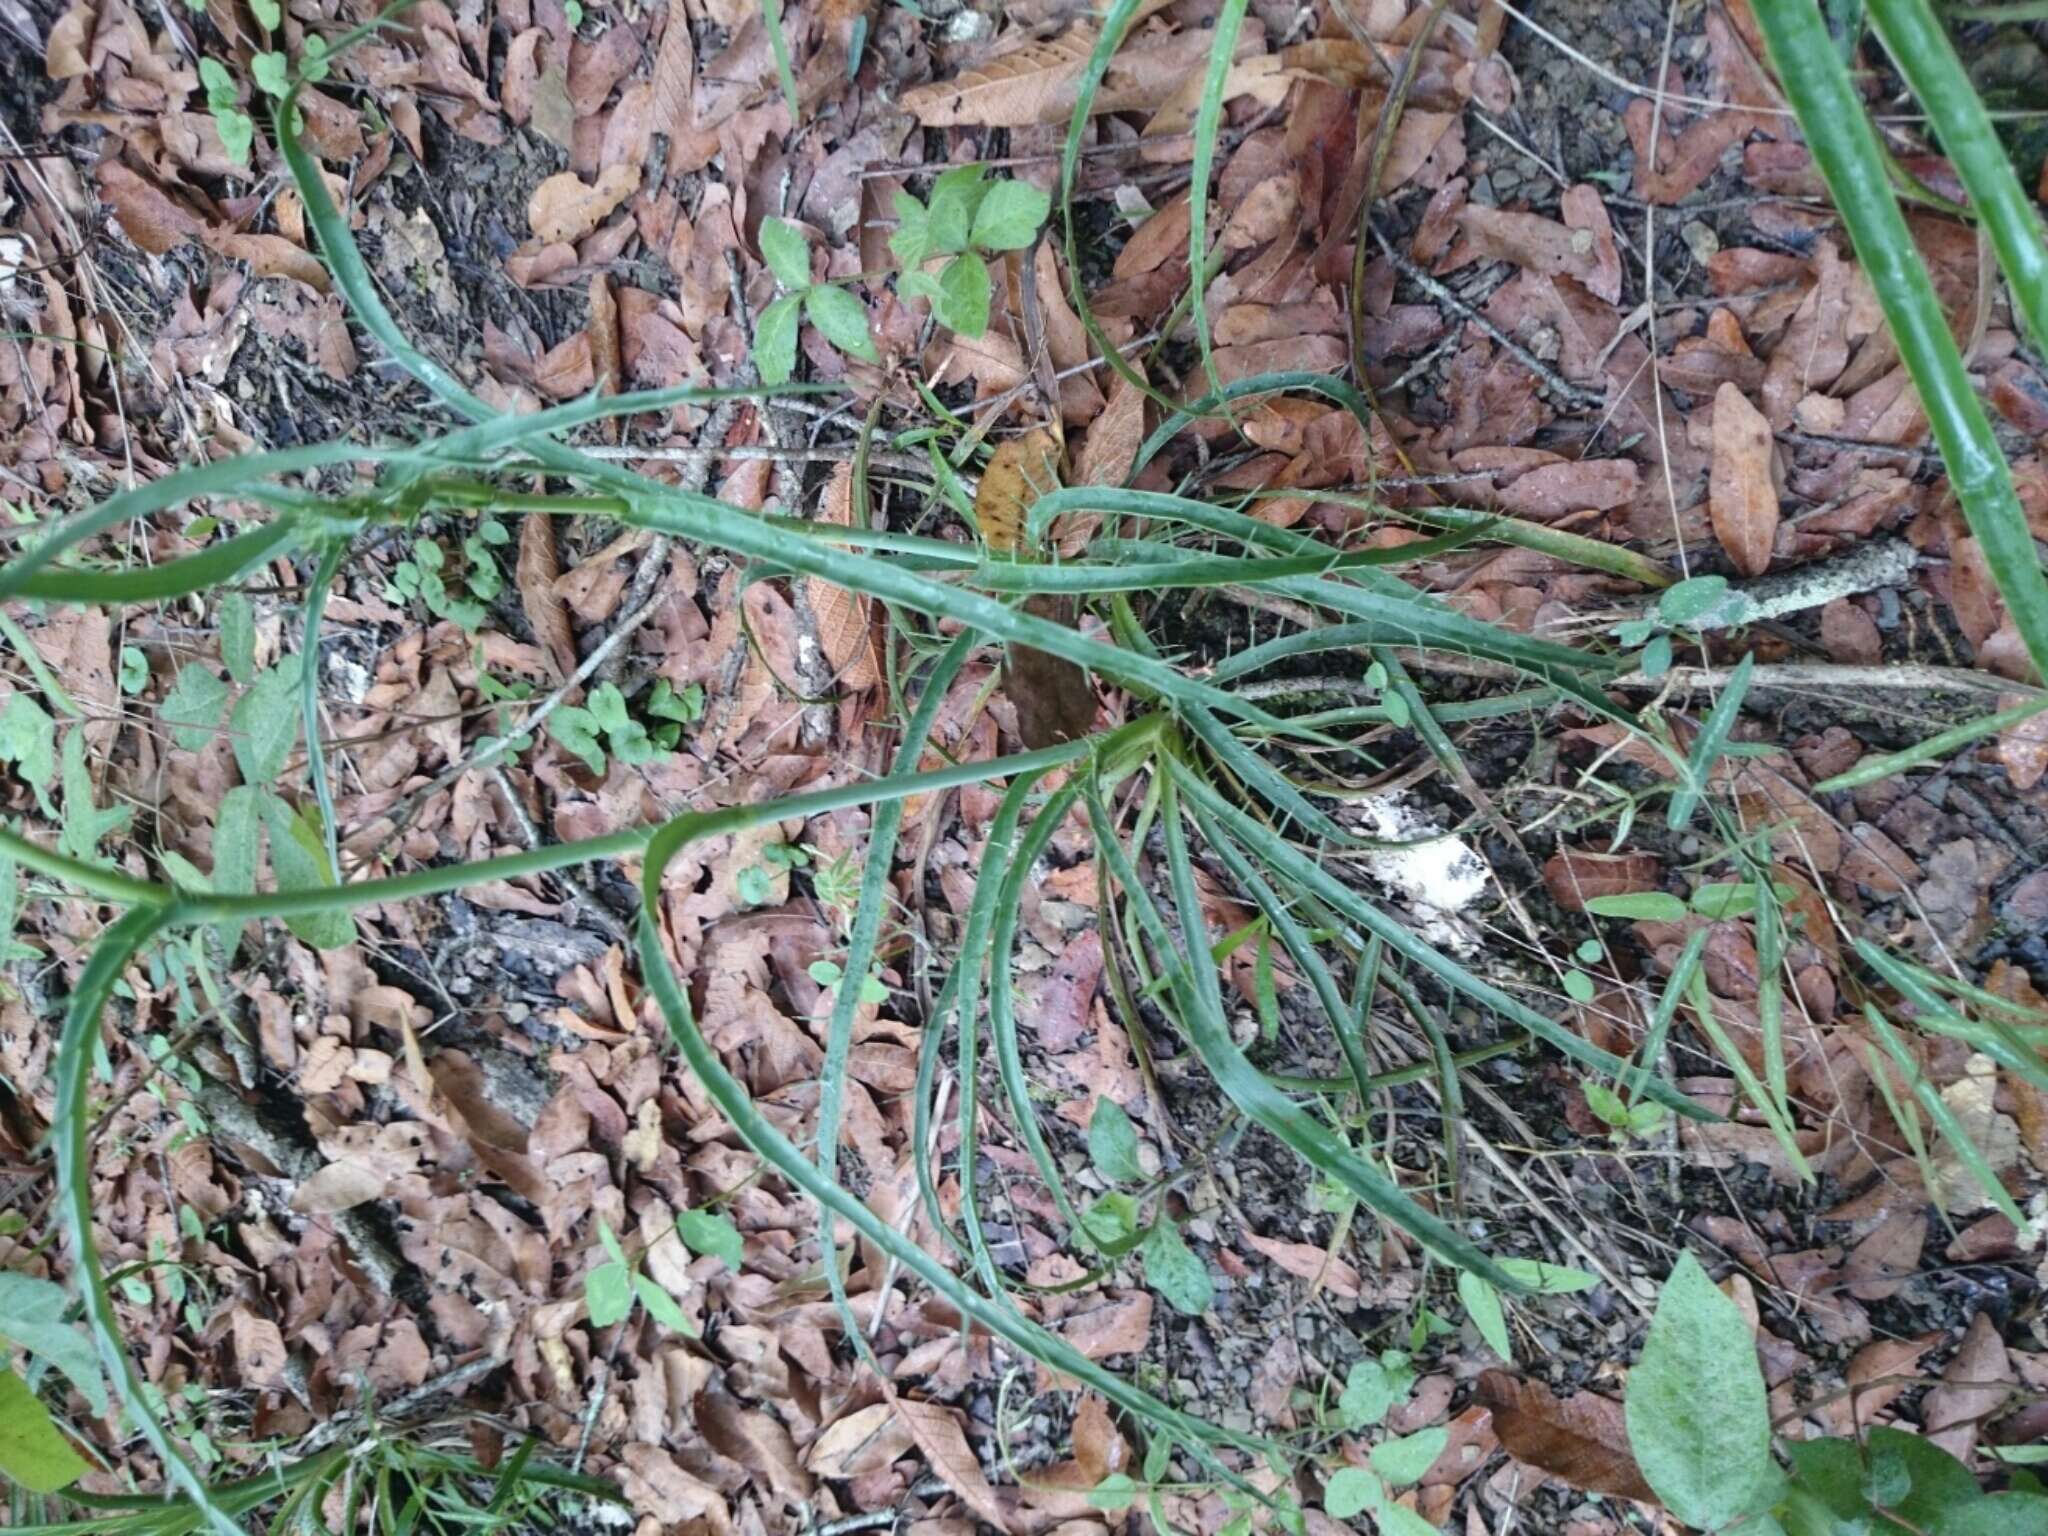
[291,1158,389,1214]
[975,429,1062,554]
[902,22,1225,126]
[895,1398,1010,1531]
[1542,849,1663,910]
[588,273,621,397]
[517,513,577,680]
[1843,1209,1925,1301]
[700,1388,812,1504]
[529,164,639,244]
[805,464,881,689]
[1709,382,1778,577]
[807,1403,917,1478]
[1924,1311,2013,1463]
[1474,1371,1655,1502]
[1071,1394,1128,1484]
[99,163,206,255]
[1240,1231,1363,1300]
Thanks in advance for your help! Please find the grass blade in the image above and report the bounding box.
[54,904,244,1536]
[633,796,1277,1466]
[1864,1004,2026,1225]
[816,635,973,1349]
[1187,0,1249,405]
[1752,0,2048,681]
[1866,0,2048,356]
[1097,776,1518,1286]
[1168,763,1710,1118]
[1812,692,2048,793]
[1667,651,1754,831]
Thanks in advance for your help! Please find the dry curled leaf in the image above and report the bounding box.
[529,164,639,244]
[1475,1371,1655,1502]
[901,19,1221,126]
[806,1402,916,1478]
[1710,382,1779,577]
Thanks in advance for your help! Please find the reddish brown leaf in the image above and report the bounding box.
[1542,849,1663,911]
[1710,382,1778,576]
[517,513,578,681]
[806,464,881,689]
[1240,1231,1363,1300]
[1475,1371,1655,1502]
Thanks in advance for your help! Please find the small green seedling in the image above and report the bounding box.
[754,217,880,385]
[387,518,509,632]
[1613,574,1743,680]
[890,165,1051,339]
[548,681,668,775]
[1585,1080,1671,1142]
[584,1209,743,1333]
[736,839,809,906]
[806,957,889,1005]
[1322,1426,1447,1532]
[1081,1098,1213,1315]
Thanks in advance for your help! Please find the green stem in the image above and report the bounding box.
[1752,0,2048,682]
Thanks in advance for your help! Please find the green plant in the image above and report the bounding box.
[754,217,880,384]
[13,11,2036,1520]
[546,680,671,774]
[1620,1253,2045,1533]
[890,165,1051,338]
[1752,0,2048,682]
[386,517,508,631]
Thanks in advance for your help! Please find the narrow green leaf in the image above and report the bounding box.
[0,1274,106,1416]
[1668,652,1753,831]
[1866,0,2048,357]
[632,1271,695,1335]
[1583,892,1687,922]
[1458,1271,1512,1359]
[1624,1252,1773,1530]
[584,1260,631,1327]
[596,1216,626,1266]
[1493,1259,1598,1294]
[1187,0,1249,402]
[1864,1004,2027,1225]
[1752,0,2048,681]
